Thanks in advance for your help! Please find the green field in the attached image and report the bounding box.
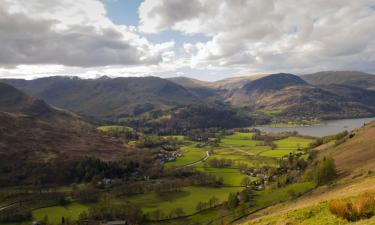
[97,125,133,132]
[196,167,255,186]
[127,186,243,217]
[274,137,315,149]
[255,182,316,207]
[164,145,207,168]
[33,203,89,224]
[259,149,298,158]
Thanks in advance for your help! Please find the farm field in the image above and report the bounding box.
[127,186,243,216]
[97,125,134,132]
[1,131,318,225]
[33,203,89,224]
[196,167,255,186]
[164,145,207,168]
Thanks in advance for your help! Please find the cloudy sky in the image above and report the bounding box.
[0,0,375,80]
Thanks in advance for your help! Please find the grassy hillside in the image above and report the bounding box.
[2,76,202,118]
[239,120,375,225]
[0,82,83,126]
[302,71,375,90]
[228,74,375,120]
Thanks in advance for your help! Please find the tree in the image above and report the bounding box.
[169,208,185,218]
[240,177,252,187]
[226,192,239,209]
[196,201,208,211]
[314,157,337,185]
[209,196,220,208]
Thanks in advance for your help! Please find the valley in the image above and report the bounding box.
[1,71,375,225]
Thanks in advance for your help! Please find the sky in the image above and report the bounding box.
[0,0,375,81]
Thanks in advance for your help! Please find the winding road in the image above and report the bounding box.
[180,150,210,168]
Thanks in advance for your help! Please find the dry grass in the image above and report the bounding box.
[329,191,375,221]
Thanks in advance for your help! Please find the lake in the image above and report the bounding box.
[252,117,375,137]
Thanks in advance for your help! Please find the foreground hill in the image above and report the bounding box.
[227,73,375,120]
[302,71,375,90]
[0,82,83,126]
[241,120,375,225]
[3,76,202,118]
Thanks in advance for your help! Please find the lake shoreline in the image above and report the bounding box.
[249,117,375,137]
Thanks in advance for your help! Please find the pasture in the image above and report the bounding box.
[127,186,243,216]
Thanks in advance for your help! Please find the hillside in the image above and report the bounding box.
[227,73,375,120]
[0,112,130,161]
[302,71,375,90]
[2,76,202,118]
[240,120,375,225]
[0,82,83,126]
[167,76,221,100]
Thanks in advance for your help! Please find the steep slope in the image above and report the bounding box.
[228,73,375,120]
[3,76,202,118]
[302,71,375,90]
[319,84,375,108]
[167,76,222,100]
[0,112,130,161]
[0,82,82,126]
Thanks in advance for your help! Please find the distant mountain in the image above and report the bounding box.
[3,76,202,118]
[211,74,267,90]
[242,73,307,92]
[167,76,221,100]
[228,73,375,120]
[302,71,375,90]
[0,82,82,126]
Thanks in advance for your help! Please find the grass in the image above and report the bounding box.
[196,167,256,186]
[164,145,206,168]
[96,125,133,132]
[244,202,347,225]
[127,186,243,216]
[274,137,315,149]
[255,182,316,207]
[259,149,298,158]
[33,203,89,224]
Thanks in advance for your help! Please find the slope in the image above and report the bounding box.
[2,76,202,118]
[302,71,375,90]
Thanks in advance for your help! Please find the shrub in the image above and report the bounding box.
[329,192,375,221]
[314,157,337,185]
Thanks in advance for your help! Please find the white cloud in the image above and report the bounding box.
[1,0,375,80]
[0,0,175,68]
[140,0,375,74]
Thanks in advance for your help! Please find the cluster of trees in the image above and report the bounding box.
[0,207,31,223]
[113,179,188,195]
[207,158,233,168]
[192,173,224,187]
[0,150,157,186]
[78,202,143,224]
[145,207,186,220]
[72,186,99,203]
[309,131,349,149]
[252,132,278,149]
[196,197,221,211]
[313,157,337,185]
[226,188,254,209]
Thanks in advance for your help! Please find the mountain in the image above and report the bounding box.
[2,76,202,118]
[167,76,221,100]
[0,82,82,126]
[302,71,375,90]
[227,73,375,120]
